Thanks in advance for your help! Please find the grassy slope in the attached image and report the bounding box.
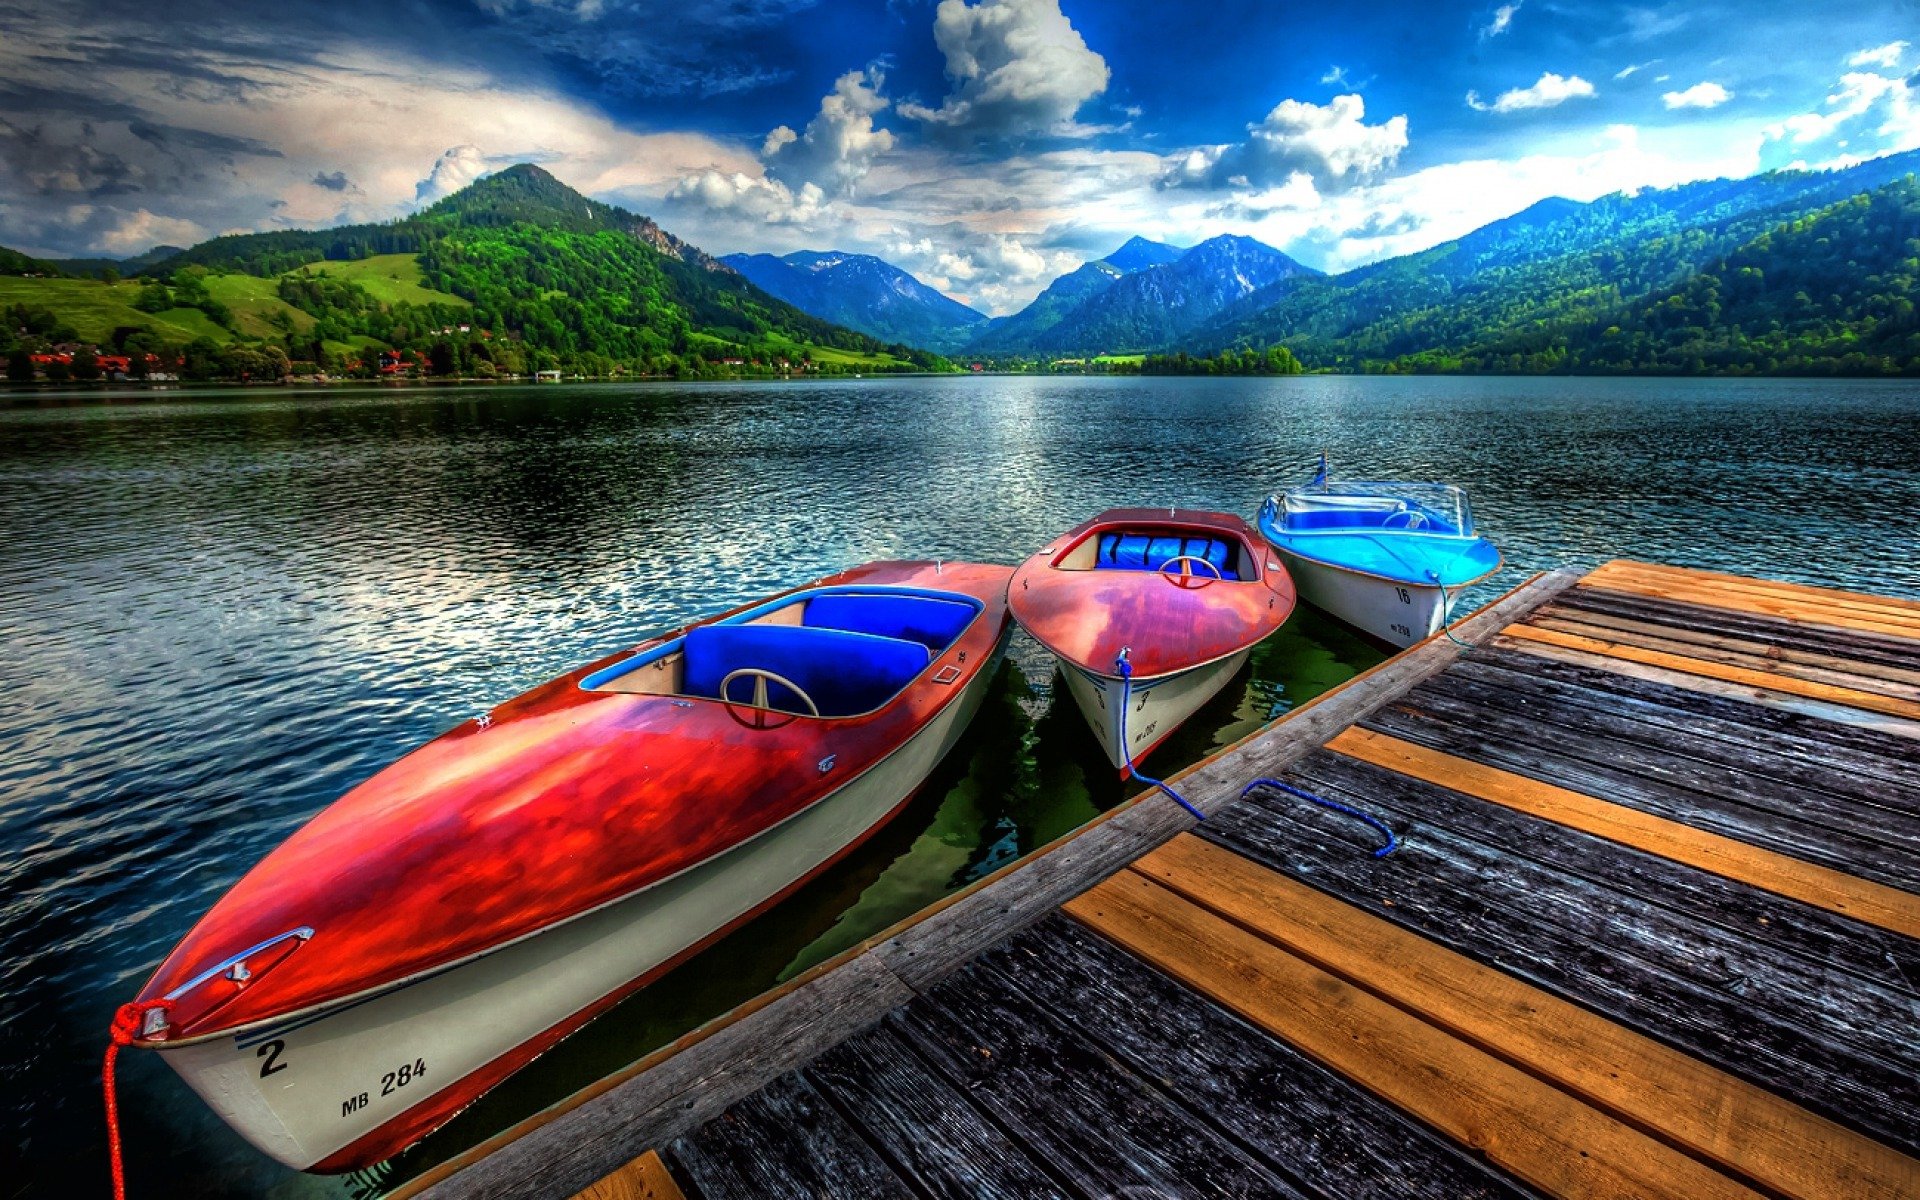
[203,275,317,338]
[0,278,234,344]
[290,254,470,308]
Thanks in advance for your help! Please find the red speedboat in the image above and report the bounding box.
[116,561,1012,1171]
[1010,509,1295,769]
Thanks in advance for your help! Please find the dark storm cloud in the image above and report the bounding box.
[312,170,356,192]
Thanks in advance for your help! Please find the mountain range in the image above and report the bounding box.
[5,149,1918,379]
[720,250,987,353]
[0,165,947,381]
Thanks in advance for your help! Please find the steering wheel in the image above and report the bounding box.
[1158,554,1224,589]
[1380,509,1429,530]
[718,668,821,729]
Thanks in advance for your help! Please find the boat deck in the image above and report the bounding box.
[414,560,1920,1200]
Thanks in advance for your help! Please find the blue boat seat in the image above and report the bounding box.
[801,593,976,652]
[682,624,930,716]
[1096,532,1240,580]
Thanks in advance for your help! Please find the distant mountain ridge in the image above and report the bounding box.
[720,249,987,353]
[1185,146,1920,372]
[969,234,1317,355]
[965,236,1184,354]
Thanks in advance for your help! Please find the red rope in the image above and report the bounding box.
[105,1000,168,1200]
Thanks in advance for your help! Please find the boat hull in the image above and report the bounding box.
[153,635,1004,1171]
[1060,650,1249,770]
[1273,547,1449,648]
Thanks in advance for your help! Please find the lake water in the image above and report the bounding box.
[3,374,1917,1197]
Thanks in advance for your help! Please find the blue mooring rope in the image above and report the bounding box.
[1242,778,1400,857]
[1427,570,1474,650]
[1114,651,1207,821]
[1114,649,1401,856]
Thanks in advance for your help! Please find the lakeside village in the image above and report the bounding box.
[5,328,846,387]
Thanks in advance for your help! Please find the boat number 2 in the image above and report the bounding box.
[256,1040,287,1078]
[382,1058,428,1096]
[1396,587,1412,605]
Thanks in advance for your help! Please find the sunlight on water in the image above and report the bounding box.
[1,374,1915,1197]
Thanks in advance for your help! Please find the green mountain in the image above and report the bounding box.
[1189,148,1920,374]
[3,164,947,382]
[1438,178,1920,374]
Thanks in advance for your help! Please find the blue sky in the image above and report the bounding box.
[1,0,1914,312]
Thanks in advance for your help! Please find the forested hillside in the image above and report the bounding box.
[1434,180,1920,374]
[2,165,948,383]
[1190,149,1920,375]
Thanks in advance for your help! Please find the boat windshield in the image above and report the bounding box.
[1278,480,1476,538]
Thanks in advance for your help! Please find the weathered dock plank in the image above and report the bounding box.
[1330,726,1920,940]
[1063,868,1764,1200]
[1206,755,1920,1156]
[1129,833,1920,1200]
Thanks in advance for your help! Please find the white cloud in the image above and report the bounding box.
[415,144,491,203]
[666,170,827,225]
[1482,2,1521,38]
[1614,61,1656,80]
[1467,72,1597,113]
[761,68,895,197]
[1662,82,1732,110]
[898,0,1109,141]
[1761,68,1919,166]
[1848,41,1908,69]
[1161,94,1408,191]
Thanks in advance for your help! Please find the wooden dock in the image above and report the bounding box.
[410,560,1920,1200]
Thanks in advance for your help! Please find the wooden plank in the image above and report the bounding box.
[1380,677,1920,860]
[1132,834,1920,1200]
[1279,745,1920,1000]
[1365,692,1920,893]
[666,1073,913,1199]
[1206,764,1920,1156]
[1584,564,1920,641]
[801,1024,1070,1200]
[1431,657,1920,819]
[1502,623,1920,721]
[983,915,1538,1200]
[405,569,1580,1200]
[1459,644,1920,781]
[570,1152,684,1200]
[1491,632,1920,739]
[1592,559,1920,621]
[1064,869,1764,1200]
[893,960,1311,1199]
[1329,727,1920,945]
[1555,586,1920,675]
[1528,609,1920,701]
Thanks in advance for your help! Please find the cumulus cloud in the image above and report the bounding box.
[898,0,1110,141]
[1662,82,1731,110]
[1761,67,1919,168]
[762,68,895,197]
[415,144,490,203]
[1160,94,1408,192]
[1848,42,1907,69]
[666,170,827,226]
[1466,72,1596,112]
[1481,2,1521,38]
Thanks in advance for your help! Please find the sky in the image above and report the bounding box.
[1,0,1916,314]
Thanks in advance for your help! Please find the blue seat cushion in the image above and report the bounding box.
[802,593,975,652]
[682,624,930,716]
[1095,532,1240,580]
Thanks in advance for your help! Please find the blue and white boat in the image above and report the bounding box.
[1257,457,1501,648]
